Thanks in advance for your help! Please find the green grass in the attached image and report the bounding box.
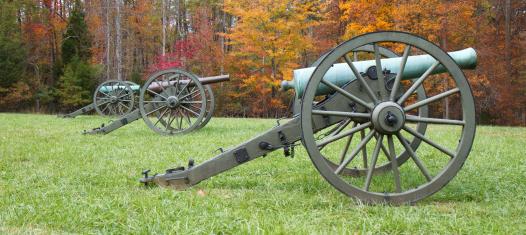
[0,113,525,234]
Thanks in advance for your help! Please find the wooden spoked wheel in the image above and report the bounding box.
[93,80,135,117]
[316,45,429,177]
[300,31,476,204]
[139,69,207,135]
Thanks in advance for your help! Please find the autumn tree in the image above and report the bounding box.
[223,0,322,117]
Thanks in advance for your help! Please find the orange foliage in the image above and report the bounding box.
[223,0,322,117]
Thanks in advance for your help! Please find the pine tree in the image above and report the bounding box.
[57,56,100,109]
[61,1,92,65]
[58,1,99,110]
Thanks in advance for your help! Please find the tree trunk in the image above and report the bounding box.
[220,1,226,75]
[115,0,122,81]
[162,0,167,56]
[440,16,449,119]
[505,0,511,80]
[105,0,112,81]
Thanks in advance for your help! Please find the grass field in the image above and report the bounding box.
[0,113,525,234]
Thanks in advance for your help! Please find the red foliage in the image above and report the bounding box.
[146,37,198,76]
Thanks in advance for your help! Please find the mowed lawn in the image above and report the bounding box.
[0,113,525,234]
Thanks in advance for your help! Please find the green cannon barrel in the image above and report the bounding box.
[99,75,230,93]
[281,48,477,97]
[99,82,141,93]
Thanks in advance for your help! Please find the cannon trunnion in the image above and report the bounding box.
[141,31,477,204]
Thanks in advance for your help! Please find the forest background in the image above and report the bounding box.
[0,0,524,125]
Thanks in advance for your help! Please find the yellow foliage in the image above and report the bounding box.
[223,0,322,116]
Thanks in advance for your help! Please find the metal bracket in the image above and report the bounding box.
[214,147,225,154]
[278,131,294,158]
[234,148,250,164]
[120,118,128,125]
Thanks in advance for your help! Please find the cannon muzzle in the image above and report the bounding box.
[281,48,477,97]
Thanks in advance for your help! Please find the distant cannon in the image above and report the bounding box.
[84,69,229,135]
[60,80,137,118]
[140,31,478,205]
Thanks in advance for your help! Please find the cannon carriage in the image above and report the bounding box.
[140,31,477,204]
[83,69,229,135]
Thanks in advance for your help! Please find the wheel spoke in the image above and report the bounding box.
[115,87,125,98]
[397,61,440,105]
[390,45,411,101]
[116,102,123,115]
[343,54,379,103]
[360,130,368,168]
[396,133,432,181]
[144,100,166,104]
[364,134,383,191]
[404,88,460,112]
[101,103,110,114]
[182,110,192,126]
[166,110,178,131]
[402,125,456,158]
[147,89,168,100]
[177,109,184,129]
[107,104,115,115]
[372,132,391,160]
[176,78,193,97]
[317,122,371,147]
[335,130,376,175]
[178,89,200,100]
[174,74,181,93]
[188,103,202,112]
[180,101,203,104]
[329,119,352,137]
[101,91,112,98]
[179,105,200,117]
[96,100,111,107]
[117,93,132,100]
[153,107,170,127]
[373,43,386,100]
[156,78,166,92]
[406,115,465,125]
[167,110,177,129]
[337,122,358,164]
[312,110,370,119]
[117,102,128,113]
[387,135,402,192]
[321,79,374,110]
[145,104,168,116]
[318,120,353,151]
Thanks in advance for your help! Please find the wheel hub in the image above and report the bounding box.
[110,95,118,104]
[166,96,180,108]
[371,102,405,134]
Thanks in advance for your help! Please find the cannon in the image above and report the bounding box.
[140,31,477,204]
[84,69,229,135]
[60,80,137,118]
